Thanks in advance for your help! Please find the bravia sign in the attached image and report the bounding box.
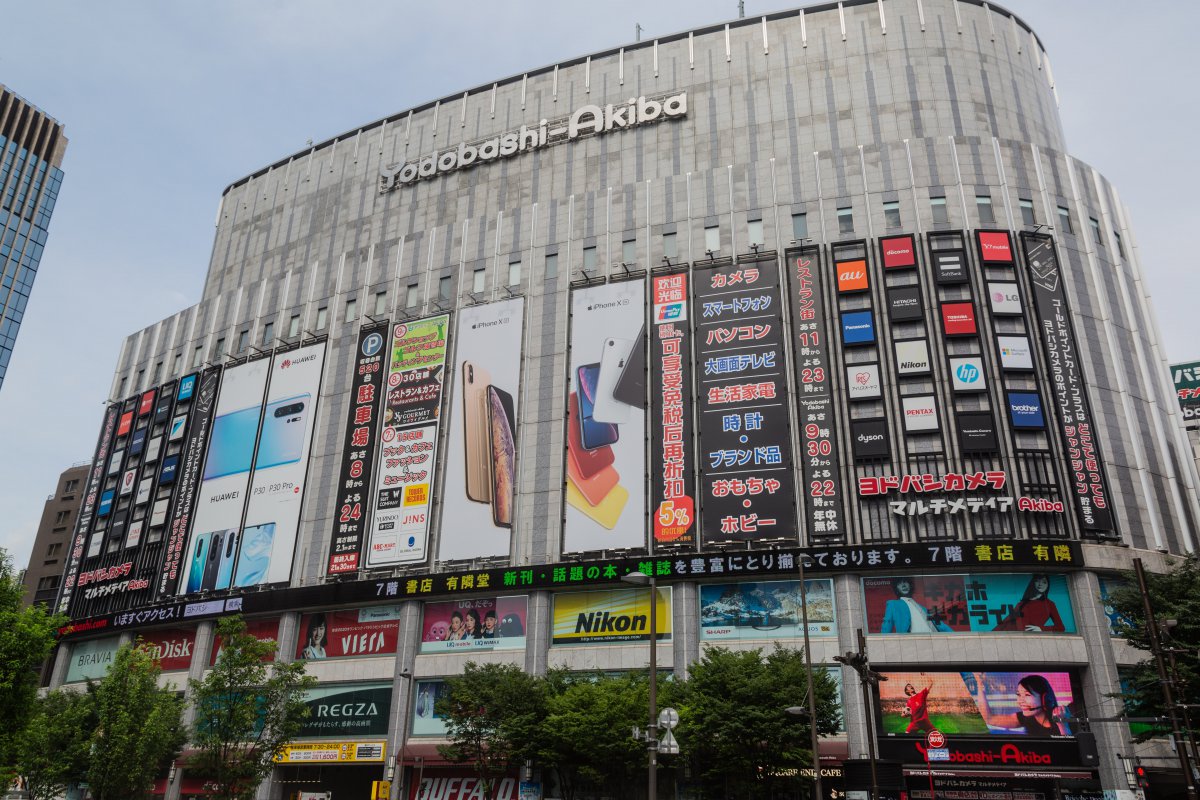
[380,92,687,190]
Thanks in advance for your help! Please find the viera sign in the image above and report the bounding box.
[379,92,688,191]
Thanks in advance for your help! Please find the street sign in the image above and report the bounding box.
[658,729,680,755]
[659,707,680,729]
[926,729,945,749]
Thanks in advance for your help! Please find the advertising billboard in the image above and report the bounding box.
[1022,235,1115,533]
[564,282,646,551]
[412,680,451,736]
[66,635,121,683]
[695,258,795,543]
[880,235,917,269]
[236,342,326,588]
[997,335,1034,371]
[932,250,968,284]
[851,419,890,460]
[420,595,528,653]
[786,246,846,543]
[901,395,939,433]
[551,586,672,645]
[210,616,280,665]
[1170,360,1200,416]
[894,339,931,375]
[957,412,999,453]
[58,404,120,613]
[178,359,270,595]
[879,670,1080,737]
[159,367,221,598]
[941,302,978,337]
[699,579,836,640]
[836,258,869,293]
[841,310,876,346]
[886,285,924,321]
[650,272,696,544]
[139,626,198,671]
[368,315,451,566]
[862,573,1076,634]
[977,230,1015,264]
[440,299,524,560]
[327,325,388,575]
[846,364,882,401]
[949,357,986,393]
[295,606,401,660]
[297,682,392,738]
[988,282,1023,316]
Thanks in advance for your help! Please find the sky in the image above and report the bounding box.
[0,0,1196,568]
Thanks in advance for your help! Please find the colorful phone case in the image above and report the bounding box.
[567,393,615,479]
[566,481,629,529]
[567,458,620,507]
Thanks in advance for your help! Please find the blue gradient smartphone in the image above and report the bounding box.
[577,364,618,450]
[255,394,310,470]
[233,522,275,588]
[203,404,264,480]
[186,533,211,593]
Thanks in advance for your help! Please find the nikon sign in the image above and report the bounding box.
[379,92,687,191]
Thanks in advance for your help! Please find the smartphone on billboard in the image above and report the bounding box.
[254,394,310,471]
[487,386,516,528]
[201,530,225,590]
[462,361,493,504]
[566,392,615,479]
[233,522,276,588]
[186,532,211,594]
[613,323,647,409]
[576,364,618,450]
[215,529,239,590]
[203,404,264,480]
[567,458,620,507]
[593,338,634,424]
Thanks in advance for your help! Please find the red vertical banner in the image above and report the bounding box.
[651,272,695,543]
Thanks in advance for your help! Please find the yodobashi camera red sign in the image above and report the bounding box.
[880,235,917,269]
[977,231,1014,264]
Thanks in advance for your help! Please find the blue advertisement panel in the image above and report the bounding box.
[862,573,1076,634]
[699,579,836,640]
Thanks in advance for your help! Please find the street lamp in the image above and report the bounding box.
[833,629,886,800]
[796,554,824,800]
[622,569,659,800]
[394,669,413,800]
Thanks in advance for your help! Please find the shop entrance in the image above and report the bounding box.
[276,764,384,799]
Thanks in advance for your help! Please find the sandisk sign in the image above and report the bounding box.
[380,92,687,190]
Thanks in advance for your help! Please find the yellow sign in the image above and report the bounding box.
[372,780,392,799]
[275,741,386,763]
[552,587,672,644]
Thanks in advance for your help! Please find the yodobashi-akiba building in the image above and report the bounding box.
[51,2,1200,799]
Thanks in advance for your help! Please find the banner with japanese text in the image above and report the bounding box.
[650,271,695,543]
[862,573,1076,634]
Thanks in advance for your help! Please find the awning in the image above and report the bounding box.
[152,776,212,796]
[903,767,1097,781]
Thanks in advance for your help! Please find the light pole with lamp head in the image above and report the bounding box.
[622,569,659,800]
[785,554,824,800]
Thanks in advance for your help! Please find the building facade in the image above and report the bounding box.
[0,85,66,391]
[21,463,88,608]
[51,2,1200,799]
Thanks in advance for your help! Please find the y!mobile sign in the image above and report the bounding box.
[327,325,388,575]
[651,273,695,543]
[367,316,450,566]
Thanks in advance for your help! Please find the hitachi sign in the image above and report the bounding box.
[380,92,687,191]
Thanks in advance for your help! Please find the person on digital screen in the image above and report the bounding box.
[446,611,467,641]
[465,609,483,639]
[302,613,327,659]
[481,610,499,639]
[972,673,1066,736]
[993,575,1066,632]
[880,578,953,633]
[901,675,936,734]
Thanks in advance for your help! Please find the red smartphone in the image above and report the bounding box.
[567,392,615,479]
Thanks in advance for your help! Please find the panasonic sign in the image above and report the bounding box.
[379,92,688,191]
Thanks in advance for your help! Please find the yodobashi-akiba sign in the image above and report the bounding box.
[379,92,686,191]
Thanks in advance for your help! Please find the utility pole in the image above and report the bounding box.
[636,23,644,42]
[834,629,886,800]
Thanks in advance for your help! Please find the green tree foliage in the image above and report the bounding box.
[537,669,651,800]
[17,687,97,800]
[670,645,841,800]
[87,642,187,800]
[0,549,63,783]
[1107,556,1200,740]
[189,616,316,800]
[437,662,546,798]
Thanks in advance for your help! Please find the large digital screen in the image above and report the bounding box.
[420,595,528,653]
[862,573,1076,634]
[699,579,836,641]
[295,606,401,660]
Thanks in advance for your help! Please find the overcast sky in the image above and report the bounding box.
[0,0,1196,567]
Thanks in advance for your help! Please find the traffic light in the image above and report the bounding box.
[1135,760,1151,791]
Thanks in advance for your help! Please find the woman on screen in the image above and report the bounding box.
[302,613,327,659]
[972,673,1066,736]
[993,575,1066,632]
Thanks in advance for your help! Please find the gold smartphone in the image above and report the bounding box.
[462,361,492,503]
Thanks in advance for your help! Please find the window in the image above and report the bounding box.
[288,314,301,338]
[704,224,721,253]
[545,253,558,278]
[882,201,901,229]
[46,542,63,558]
[405,283,419,307]
[315,307,328,331]
[1019,198,1036,227]
[975,195,995,225]
[747,220,764,248]
[63,479,79,494]
[236,330,249,354]
[622,238,636,264]
[791,212,808,240]
[930,196,948,224]
[662,232,678,259]
[507,259,522,286]
[53,510,69,525]
[1057,205,1073,235]
[1090,217,1105,249]
[172,351,183,375]
[345,297,358,322]
[137,368,145,388]
[192,345,203,368]
[1114,231,1126,259]
[151,360,163,384]
[836,207,853,236]
[472,268,486,294]
[262,322,274,346]
[118,376,127,397]
[582,246,597,271]
[214,338,226,360]
[374,291,388,316]
[36,575,59,592]
[438,276,453,301]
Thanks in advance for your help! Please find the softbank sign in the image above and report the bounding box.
[380,92,688,191]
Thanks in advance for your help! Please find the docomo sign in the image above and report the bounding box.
[380,92,687,190]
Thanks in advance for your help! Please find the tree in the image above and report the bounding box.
[671,645,841,800]
[87,642,187,800]
[437,662,546,798]
[17,686,97,800]
[537,669,650,800]
[0,549,63,784]
[189,616,316,800]
[1107,555,1200,741]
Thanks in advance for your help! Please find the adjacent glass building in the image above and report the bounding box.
[0,84,66,391]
